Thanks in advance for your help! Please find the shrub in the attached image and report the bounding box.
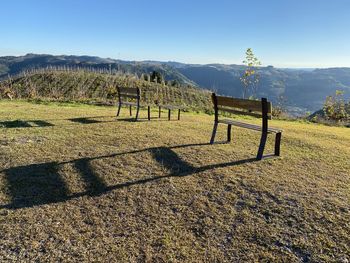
[272,95,288,118]
[323,90,349,121]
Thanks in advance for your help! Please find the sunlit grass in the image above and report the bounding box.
[0,100,349,262]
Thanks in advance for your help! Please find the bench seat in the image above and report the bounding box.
[159,105,184,110]
[121,101,152,107]
[121,101,138,106]
[219,119,282,133]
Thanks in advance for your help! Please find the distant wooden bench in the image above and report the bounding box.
[116,87,151,121]
[210,93,282,160]
[158,104,184,120]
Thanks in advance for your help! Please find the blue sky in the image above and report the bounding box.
[1,0,350,67]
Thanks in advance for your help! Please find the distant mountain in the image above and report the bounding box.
[0,54,196,86]
[174,64,350,113]
[1,54,350,113]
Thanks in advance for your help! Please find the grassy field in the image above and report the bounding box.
[0,100,349,262]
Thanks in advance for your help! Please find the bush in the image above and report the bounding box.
[323,90,349,121]
[150,71,163,84]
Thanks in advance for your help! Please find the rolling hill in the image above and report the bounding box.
[1,54,350,113]
[0,70,212,111]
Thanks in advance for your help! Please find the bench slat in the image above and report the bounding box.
[216,96,271,113]
[218,119,282,133]
[160,105,184,110]
[119,94,138,99]
[118,87,139,95]
[218,107,272,120]
[218,107,264,118]
[121,102,152,107]
[121,102,138,106]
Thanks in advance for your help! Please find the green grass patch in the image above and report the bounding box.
[0,100,349,262]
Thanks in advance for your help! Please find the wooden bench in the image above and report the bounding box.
[158,105,184,120]
[116,87,151,121]
[210,93,282,160]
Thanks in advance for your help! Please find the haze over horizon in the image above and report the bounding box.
[5,52,348,70]
[1,0,350,68]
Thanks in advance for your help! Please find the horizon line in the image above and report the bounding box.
[1,52,350,70]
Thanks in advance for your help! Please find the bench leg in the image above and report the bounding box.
[257,132,268,160]
[275,132,282,156]
[129,105,132,116]
[159,106,161,118]
[135,105,140,121]
[227,124,232,142]
[210,122,218,144]
[148,106,151,121]
[116,103,121,117]
[168,109,171,121]
[178,109,181,120]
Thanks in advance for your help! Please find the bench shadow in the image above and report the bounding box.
[3,162,69,208]
[0,120,33,128]
[31,120,54,127]
[1,143,258,210]
[116,117,169,122]
[0,116,117,129]
[0,120,54,128]
[74,158,107,195]
[149,147,196,175]
[0,113,177,128]
[69,117,103,124]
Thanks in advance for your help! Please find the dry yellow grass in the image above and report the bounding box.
[0,100,349,262]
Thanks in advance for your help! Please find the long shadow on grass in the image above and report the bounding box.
[0,116,116,128]
[0,115,164,128]
[69,117,102,124]
[0,143,256,209]
[67,116,121,124]
[0,120,33,128]
[0,120,54,128]
[3,162,69,208]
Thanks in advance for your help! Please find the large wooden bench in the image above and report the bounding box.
[210,93,282,160]
[116,87,151,121]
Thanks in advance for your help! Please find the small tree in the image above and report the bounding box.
[150,71,164,84]
[171,79,179,87]
[144,74,151,82]
[240,48,261,99]
[272,95,288,118]
[323,90,348,121]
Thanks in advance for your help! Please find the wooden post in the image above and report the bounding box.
[210,93,219,144]
[257,98,268,160]
[159,106,161,118]
[129,105,132,116]
[227,124,232,142]
[178,109,181,120]
[116,103,121,117]
[275,132,282,156]
[135,88,140,121]
[257,133,267,160]
[168,109,171,121]
[148,106,151,121]
[116,87,121,117]
[210,122,218,144]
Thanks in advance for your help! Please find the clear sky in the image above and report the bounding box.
[1,0,350,68]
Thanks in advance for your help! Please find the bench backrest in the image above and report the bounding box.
[212,93,272,131]
[117,87,140,103]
